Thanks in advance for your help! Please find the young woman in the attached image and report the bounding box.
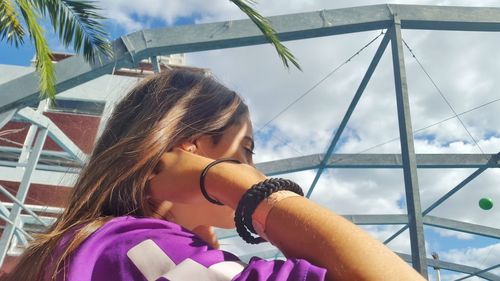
[4,69,425,281]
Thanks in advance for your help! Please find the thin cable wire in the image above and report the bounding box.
[261,96,499,164]
[0,128,27,146]
[0,137,24,147]
[337,97,500,157]
[2,184,47,207]
[475,247,495,279]
[455,235,497,280]
[454,262,500,281]
[0,128,26,137]
[256,30,386,134]
[402,39,485,154]
[255,130,304,156]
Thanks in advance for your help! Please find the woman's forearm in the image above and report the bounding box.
[261,195,425,281]
[207,163,425,281]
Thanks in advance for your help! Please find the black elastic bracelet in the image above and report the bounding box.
[200,158,242,205]
[234,178,304,244]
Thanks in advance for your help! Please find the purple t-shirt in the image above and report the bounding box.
[57,216,326,281]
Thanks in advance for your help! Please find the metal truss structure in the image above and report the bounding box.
[0,4,499,280]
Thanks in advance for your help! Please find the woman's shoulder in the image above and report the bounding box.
[95,216,197,240]
[63,217,326,281]
[80,216,208,261]
[62,216,211,281]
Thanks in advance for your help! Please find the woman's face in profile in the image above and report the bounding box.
[169,114,256,230]
[195,114,255,167]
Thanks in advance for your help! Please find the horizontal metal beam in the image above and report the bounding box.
[345,215,500,239]
[256,153,500,175]
[343,214,408,225]
[0,166,77,187]
[424,216,500,240]
[349,215,500,239]
[237,249,500,280]
[1,202,64,214]
[0,153,497,186]
[397,253,500,281]
[17,214,56,228]
[0,214,56,233]
[0,145,76,162]
[2,4,500,113]
[215,214,500,240]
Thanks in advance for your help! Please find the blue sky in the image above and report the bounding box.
[0,39,34,66]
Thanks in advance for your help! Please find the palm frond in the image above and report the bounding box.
[17,0,56,99]
[0,0,25,47]
[230,0,301,70]
[31,0,111,63]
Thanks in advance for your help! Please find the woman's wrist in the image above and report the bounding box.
[203,162,266,209]
[252,190,301,241]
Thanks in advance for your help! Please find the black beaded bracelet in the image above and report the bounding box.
[199,158,242,205]
[234,178,304,244]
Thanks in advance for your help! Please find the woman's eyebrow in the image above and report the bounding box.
[243,136,255,150]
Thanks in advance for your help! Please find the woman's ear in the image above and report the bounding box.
[178,141,197,153]
[148,142,197,181]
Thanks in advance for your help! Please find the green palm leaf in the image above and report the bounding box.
[2,0,295,102]
[31,0,111,63]
[230,0,301,70]
[16,0,56,99]
[0,0,25,47]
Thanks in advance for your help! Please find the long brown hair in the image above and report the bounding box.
[5,68,248,281]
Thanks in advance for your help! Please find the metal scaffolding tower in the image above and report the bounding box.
[0,4,499,280]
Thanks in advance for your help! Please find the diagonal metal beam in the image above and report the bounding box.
[0,204,31,244]
[390,16,427,277]
[383,153,500,244]
[3,5,500,113]
[0,213,33,241]
[422,152,499,216]
[397,253,500,281]
[0,127,47,266]
[0,185,48,227]
[15,108,86,163]
[18,99,48,164]
[0,109,16,129]
[455,264,500,281]
[306,29,392,198]
[237,249,500,280]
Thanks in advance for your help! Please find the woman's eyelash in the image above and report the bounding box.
[244,148,255,155]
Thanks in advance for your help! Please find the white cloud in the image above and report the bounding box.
[441,243,500,275]
[433,229,475,240]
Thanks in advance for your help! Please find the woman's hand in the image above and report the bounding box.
[149,148,266,208]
